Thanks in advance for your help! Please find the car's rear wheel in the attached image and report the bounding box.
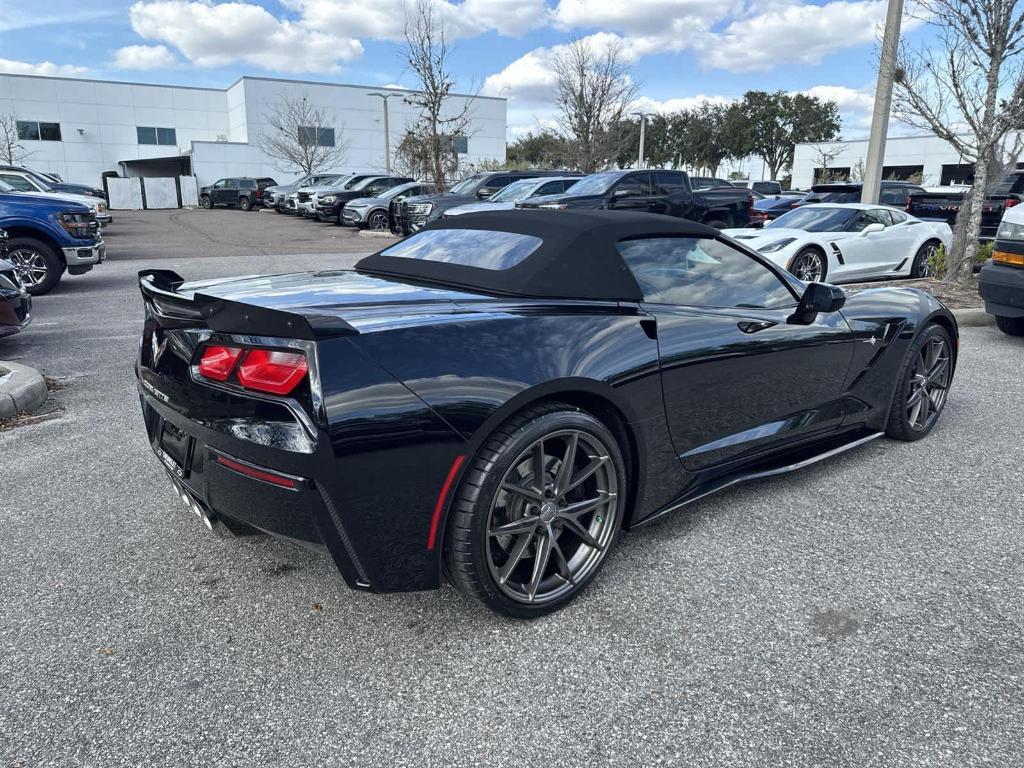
[239,196,252,211]
[445,403,626,618]
[995,315,1024,335]
[886,323,953,441]
[200,195,212,209]
[910,240,939,278]
[6,238,64,296]
[790,247,827,283]
[367,210,389,231]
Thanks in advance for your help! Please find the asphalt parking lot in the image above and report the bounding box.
[2,210,1023,767]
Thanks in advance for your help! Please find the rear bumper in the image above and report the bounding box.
[979,261,1024,317]
[138,377,374,590]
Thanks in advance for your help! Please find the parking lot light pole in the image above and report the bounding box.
[366,92,393,174]
[632,112,651,169]
[861,0,904,204]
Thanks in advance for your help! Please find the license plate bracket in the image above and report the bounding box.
[158,420,193,477]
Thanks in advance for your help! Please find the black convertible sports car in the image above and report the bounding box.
[136,210,957,617]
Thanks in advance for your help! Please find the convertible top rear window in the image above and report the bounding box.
[379,229,542,270]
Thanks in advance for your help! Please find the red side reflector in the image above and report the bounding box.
[199,345,243,381]
[236,349,308,395]
[426,455,465,550]
[215,454,297,489]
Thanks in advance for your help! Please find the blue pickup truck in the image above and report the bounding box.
[0,180,105,295]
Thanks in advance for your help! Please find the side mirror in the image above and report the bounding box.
[789,282,846,324]
[860,222,885,236]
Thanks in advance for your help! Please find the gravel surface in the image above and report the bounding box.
[1,214,1022,767]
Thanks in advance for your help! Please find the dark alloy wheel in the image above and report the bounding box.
[200,195,212,209]
[445,403,626,618]
[367,210,389,231]
[5,237,63,296]
[886,324,953,441]
[995,315,1024,336]
[239,196,252,211]
[911,240,939,278]
[790,247,827,283]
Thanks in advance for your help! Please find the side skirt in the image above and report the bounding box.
[633,430,884,527]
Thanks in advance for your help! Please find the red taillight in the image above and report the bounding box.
[1005,198,1019,209]
[236,349,308,395]
[199,345,243,381]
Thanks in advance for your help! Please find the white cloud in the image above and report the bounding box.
[281,0,547,41]
[698,1,897,72]
[0,58,90,77]
[112,44,180,70]
[630,94,734,114]
[127,0,363,73]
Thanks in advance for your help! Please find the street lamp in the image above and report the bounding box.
[631,112,652,169]
[366,92,394,174]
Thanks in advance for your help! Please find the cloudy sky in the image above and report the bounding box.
[0,0,929,140]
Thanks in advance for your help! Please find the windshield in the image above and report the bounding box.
[489,179,538,203]
[767,206,857,232]
[564,172,621,196]
[0,174,43,193]
[350,176,382,191]
[0,179,14,192]
[448,175,486,195]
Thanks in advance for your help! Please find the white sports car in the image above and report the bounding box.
[722,203,953,283]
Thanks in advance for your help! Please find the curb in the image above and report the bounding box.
[357,229,399,239]
[951,308,993,327]
[0,361,47,419]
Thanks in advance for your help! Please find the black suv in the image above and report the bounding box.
[315,176,412,224]
[804,181,926,209]
[391,170,578,234]
[200,177,278,211]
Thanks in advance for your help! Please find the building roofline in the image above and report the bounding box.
[0,71,504,102]
[795,131,977,147]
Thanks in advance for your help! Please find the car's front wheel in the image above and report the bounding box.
[5,237,64,296]
[200,195,212,209]
[886,323,954,441]
[445,403,626,618]
[910,240,939,278]
[790,247,827,283]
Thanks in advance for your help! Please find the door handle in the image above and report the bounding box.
[737,320,777,334]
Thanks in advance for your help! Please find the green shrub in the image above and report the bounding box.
[974,241,994,265]
[928,243,948,278]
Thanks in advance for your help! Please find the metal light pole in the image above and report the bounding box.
[366,92,393,174]
[861,0,904,204]
[632,112,650,169]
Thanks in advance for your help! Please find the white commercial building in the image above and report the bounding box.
[790,133,985,189]
[0,73,507,190]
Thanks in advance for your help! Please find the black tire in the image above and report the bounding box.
[238,196,252,211]
[885,323,954,441]
[5,237,64,296]
[366,210,390,231]
[995,315,1024,336]
[200,195,212,209]
[445,402,627,618]
[910,240,939,278]
[274,206,285,214]
[789,247,828,283]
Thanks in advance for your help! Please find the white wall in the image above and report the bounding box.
[0,73,507,188]
[790,134,985,188]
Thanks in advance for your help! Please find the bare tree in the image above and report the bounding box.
[552,37,639,173]
[257,93,348,176]
[893,0,1024,282]
[811,142,842,182]
[401,0,476,189]
[0,114,29,165]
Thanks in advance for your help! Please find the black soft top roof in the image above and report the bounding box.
[355,209,719,301]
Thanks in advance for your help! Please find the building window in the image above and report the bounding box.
[452,135,468,154]
[298,126,334,147]
[137,126,177,146]
[16,121,62,142]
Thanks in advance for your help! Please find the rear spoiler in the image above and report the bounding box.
[138,269,358,340]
